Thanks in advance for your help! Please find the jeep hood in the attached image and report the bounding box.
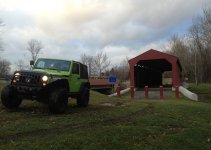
[32,68,70,76]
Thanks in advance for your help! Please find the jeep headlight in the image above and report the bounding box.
[42,75,48,82]
[15,72,20,76]
[13,72,20,83]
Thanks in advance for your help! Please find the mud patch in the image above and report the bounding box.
[100,103,115,107]
[100,102,127,107]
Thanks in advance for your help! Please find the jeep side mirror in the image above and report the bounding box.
[30,60,34,66]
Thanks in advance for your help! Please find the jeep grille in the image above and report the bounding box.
[14,72,42,86]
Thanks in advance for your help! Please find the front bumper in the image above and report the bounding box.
[11,84,49,101]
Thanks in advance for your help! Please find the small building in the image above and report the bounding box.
[128,49,182,88]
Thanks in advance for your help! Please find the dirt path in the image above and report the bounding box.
[0,104,154,143]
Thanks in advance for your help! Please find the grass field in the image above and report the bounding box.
[188,83,211,94]
[0,84,211,150]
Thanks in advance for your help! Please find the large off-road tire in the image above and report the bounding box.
[48,88,68,114]
[1,85,22,109]
[77,86,90,107]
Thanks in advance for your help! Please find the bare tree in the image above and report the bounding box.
[189,8,211,83]
[165,34,192,80]
[93,51,111,76]
[189,24,203,84]
[0,58,10,77]
[164,8,211,83]
[81,52,111,76]
[16,59,29,70]
[110,57,130,81]
[80,54,94,76]
[27,39,43,62]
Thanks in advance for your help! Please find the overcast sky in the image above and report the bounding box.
[0,0,211,71]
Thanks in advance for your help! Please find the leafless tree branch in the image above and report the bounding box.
[27,39,43,62]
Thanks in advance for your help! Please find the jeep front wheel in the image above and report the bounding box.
[77,86,90,107]
[1,85,22,109]
[49,88,68,113]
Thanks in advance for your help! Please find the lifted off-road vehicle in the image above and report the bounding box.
[1,58,90,113]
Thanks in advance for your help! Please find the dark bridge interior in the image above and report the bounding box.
[134,59,172,88]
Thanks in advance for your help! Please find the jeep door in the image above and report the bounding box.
[70,62,81,92]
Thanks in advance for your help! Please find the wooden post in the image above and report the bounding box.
[145,86,148,99]
[160,86,163,99]
[130,86,134,99]
[175,86,179,99]
[116,84,121,97]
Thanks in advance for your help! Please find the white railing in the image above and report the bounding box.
[179,86,198,101]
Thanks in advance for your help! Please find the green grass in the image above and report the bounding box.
[188,83,211,94]
[0,86,211,149]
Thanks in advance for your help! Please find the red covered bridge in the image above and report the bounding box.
[128,49,182,88]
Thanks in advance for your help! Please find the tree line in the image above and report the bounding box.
[80,52,111,76]
[0,38,43,78]
[80,52,129,81]
[165,8,211,84]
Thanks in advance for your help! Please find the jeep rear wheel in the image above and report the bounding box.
[1,85,22,109]
[49,88,68,114]
[77,86,90,107]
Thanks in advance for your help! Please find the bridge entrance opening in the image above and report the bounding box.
[134,59,172,88]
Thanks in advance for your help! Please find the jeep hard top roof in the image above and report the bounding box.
[37,58,82,64]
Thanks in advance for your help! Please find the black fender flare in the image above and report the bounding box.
[47,78,69,91]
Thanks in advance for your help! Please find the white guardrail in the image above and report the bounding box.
[179,86,198,101]
[108,88,129,97]
[109,86,198,101]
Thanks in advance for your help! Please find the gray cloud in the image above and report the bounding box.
[0,0,211,72]
[33,0,209,48]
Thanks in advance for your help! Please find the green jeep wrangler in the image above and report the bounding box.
[1,58,90,113]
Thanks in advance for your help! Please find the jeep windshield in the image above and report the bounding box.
[34,59,71,72]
